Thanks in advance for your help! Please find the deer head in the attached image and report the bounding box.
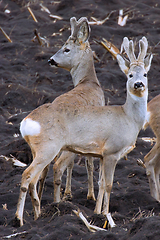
[117,37,153,98]
[48,17,91,72]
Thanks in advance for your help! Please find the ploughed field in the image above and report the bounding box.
[0,0,160,239]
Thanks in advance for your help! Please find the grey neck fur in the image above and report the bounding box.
[70,44,100,87]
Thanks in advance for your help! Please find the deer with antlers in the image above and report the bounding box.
[98,37,159,207]
[15,34,152,226]
[143,94,160,202]
[15,17,105,226]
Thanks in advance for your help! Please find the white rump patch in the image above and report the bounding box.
[20,118,41,138]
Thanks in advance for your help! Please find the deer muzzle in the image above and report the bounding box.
[134,82,145,89]
[48,58,58,67]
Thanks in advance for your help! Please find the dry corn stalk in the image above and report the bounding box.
[141,137,156,145]
[0,27,12,42]
[89,10,115,25]
[118,9,128,26]
[49,14,63,20]
[2,203,8,210]
[2,231,27,239]
[32,29,49,47]
[73,209,107,232]
[40,3,51,14]
[104,212,116,228]
[96,38,120,59]
[73,209,116,232]
[28,7,38,22]
[131,207,154,222]
[0,154,27,167]
[137,158,146,168]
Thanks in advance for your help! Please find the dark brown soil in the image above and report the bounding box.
[0,0,160,239]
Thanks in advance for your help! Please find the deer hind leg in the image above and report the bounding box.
[94,159,105,214]
[155,161,160,200]
[29,173,42,220]
[53,151,76,202]
[38,164,50,201]
[85,156,96,201]
[15,148,59,226]
[63,154,75,201]
[145,144,160,202]
[15,181,28,227]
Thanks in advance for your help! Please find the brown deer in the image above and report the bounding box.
[15,35,152,226]
[144,94,160,202]
[15,16,105,226]
[37,17,106,204]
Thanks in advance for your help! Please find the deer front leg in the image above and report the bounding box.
[102,155,117,216]
[85,156,96,201]
[53,151,76,202]
[155,165,160,201]
[146,164,160,201]
[155,158,160,199]
[94,159,104,214]
[144,144,160,202]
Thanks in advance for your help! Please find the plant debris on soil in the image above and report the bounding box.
[0,0,160,239]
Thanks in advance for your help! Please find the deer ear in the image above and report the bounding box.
[77,21,90,43]
[117,54,130,75]
[144,53,153,73]
[70,17,77,36]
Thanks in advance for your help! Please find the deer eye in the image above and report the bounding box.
[64,49,70,53]
[144,73,147,77]
[129,74,133,78]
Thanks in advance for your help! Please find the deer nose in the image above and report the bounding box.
[134,82,144,89]
[48,58,58,66]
